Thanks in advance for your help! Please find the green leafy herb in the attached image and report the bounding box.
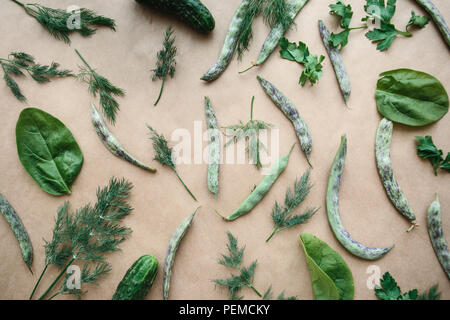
[363,0,428,51]
[225,96,273,169]
[376,69,449,126]
[29,178,133,300]
[266,170,318,242]
[12,0,115,44]
[215,232,295,300]
[300,233,354,300]
[279,38,325,86]
[0,52,73,101]
[152,26,177,106]
[16,108,84,196]
[75,49,125,125]
[375,272,441,300]
[416,136,450,175]
[147,125,197,201]
[407,10,430,30]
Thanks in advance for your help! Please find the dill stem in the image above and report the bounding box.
[266,229,279,243]
[154,78,165,106]
[11,0,25,7]
[174,169,198,201]
[75,49,95,73]
[249,284,262,297]
[38,257,75,300]
[29,263,49,300]
[47,290,63,301]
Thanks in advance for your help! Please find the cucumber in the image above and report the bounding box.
[136,0,215,33]
[112,255,158,300]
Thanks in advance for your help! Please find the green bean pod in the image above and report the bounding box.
[216,145,294,221]
[326,136,394,260]
[163,208,199,300]
[257,75,312,167]
[0,193,33,272]
[427,195,450,279]
[375,118,416,230]
[415,0,450,48]
[318,20,351,106]
[201,0,251,81]
[91,103,156,173]
[255,0,309,66]
[205,97,220,198]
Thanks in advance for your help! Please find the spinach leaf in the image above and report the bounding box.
[376,69,449,126]
[300,233,354,300]
[16,108,83,196]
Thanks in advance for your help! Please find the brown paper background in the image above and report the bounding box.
[0,0,449,300]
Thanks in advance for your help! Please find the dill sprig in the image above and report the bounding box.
[218,232,245,269]
[262,285,297,300]
[75,49,125,125]
[225,96,272,169]
[152,26,177,106]
[147,125,197,201]
[266,170,318,242]
[237,0,292,59]
[28,177,133,300]
[0,51,73,101]
[12,0,115,44]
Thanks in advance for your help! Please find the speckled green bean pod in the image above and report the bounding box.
[205,97,220,198]
[326,136,394,260]
[201,0,251,81]
[318,20,351,106]
[255,0,309,65]
[163,208,199,300]
[257,75,312,167]
[91,103,156,173]
[0,193,33,272]
[427,195,450,279]
[375,118,416,230]
[415,0,450,48]
[216,145,294,221]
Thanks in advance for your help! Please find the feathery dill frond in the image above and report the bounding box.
[237,0,265,59]
[218,232,245,269]
[147,125,197,201]
[266,170,318,242]
[214,260,260,299]
[0,51,73,101]
[152,26,177,106]
[263,0,291,30]
[75,49,125,125]
[225,96,272,169]
[30,177,133,300]
[12,0,115,44]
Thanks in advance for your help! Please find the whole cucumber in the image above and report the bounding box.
[136,0,215,33]
[112,255,158,300]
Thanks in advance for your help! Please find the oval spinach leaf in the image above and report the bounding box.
[376,69,449,126]
[16,108,83,196]
[300,233,354,300]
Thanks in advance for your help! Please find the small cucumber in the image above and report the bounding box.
[112,255,158,300]
[136,0,215,33]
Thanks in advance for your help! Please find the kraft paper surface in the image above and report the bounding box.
[0,0,449,300]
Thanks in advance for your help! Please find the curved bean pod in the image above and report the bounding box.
[91,103,156,173]
[415,0,450,48]
[163,207,199,300]
[427,195,450,279]
[216,145,294,221]
[318,20,351,106]
[205,97,220,198]
[375,118,417,230]
[0,193,33,272]
[201,0,251,81]
[257,75,312,167]
[326,136,394,260]
[256,0,309,66]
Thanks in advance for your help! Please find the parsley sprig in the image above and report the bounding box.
[416,136,450,176]
[0,52,73,101]
[375,272,441,300]
[279,38,325,86]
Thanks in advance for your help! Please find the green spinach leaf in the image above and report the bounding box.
[376,69,449,126]
[300,233,354,300]
[16,108,83,196]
